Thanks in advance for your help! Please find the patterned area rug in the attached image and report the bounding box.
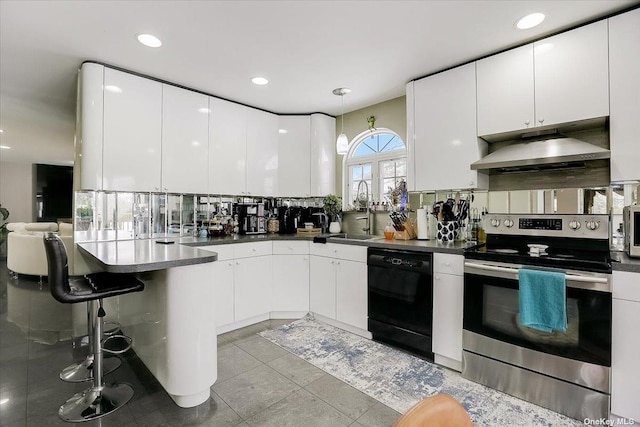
[259,316,582,426]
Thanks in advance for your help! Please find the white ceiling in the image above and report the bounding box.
[1,0,637,166]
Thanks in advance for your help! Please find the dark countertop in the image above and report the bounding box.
[77,240,218,273]
[611,251,640,273]
[179,233,475,255]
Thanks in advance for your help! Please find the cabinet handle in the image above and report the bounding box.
[330,260,335,264]
[469,181,474,187]
[538,117,544,125]
[155,187,159,191]
[303,257,308,261]
[445,262,451,267]
[337,261,341,265]
[252,248,256,252]
[228,262,233,266]
[524,120,530,127]
[236,261,240,265]
[163,187,168,191]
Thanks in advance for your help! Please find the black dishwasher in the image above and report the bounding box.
[368,248,433,360]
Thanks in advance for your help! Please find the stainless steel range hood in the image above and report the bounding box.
[470,136,610,173]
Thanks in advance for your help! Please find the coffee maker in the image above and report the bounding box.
[278,206,301,234]
[237,203,267,235]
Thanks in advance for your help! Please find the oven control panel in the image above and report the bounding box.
[519,218,562,230]
[484,214,609,239]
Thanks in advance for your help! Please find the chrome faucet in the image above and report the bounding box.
[355,180,371,235]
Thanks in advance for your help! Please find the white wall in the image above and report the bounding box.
[0,161,34,222]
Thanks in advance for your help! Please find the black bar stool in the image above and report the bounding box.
[43,233,144,422]
[59,295,122,383]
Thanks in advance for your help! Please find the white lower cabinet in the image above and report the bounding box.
[336,259,368,331]
[432,253,464,371]
[310,243,368,333]
[200,243,273,329]
[212,260,235,328]
[611,270,640,421]
[234,255,272,321]
[310,255,337,319]
[272,241,310,313]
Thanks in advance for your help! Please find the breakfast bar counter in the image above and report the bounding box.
[76,239,219,408]
[77,239,218,273]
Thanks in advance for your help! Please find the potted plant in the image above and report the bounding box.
[0,204,10,257]
[323,194,342,233]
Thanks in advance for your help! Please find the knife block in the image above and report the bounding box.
[394,230,411,240]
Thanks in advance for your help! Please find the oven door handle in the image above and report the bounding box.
[464,261,610,285]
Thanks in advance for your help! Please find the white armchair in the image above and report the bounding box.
[6,222,98,277]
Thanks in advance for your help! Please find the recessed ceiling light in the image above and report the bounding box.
[278,129,288,134]
[251,77,269,85]
[104,85,122,93]
[137,33,162,48]
[191,141,201,146]
[0,145,11,150]
[0,398,9,405]
[0,129,4,133]
[198,107,210,114]
[516,12,545,30]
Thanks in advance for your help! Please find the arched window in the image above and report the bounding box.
[343,128,407,210]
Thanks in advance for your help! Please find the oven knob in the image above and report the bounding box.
[569,220,581,230]
[490,218,501,227]
[586,220,600,231]
[504,219,514,228]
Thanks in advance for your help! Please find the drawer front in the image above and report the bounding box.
[198,244,234,261]
[273,240,310,255]
[613,270,640,302]
[310,242,339,258]
[433,253,464,275]
[234,241,272,259]
[335,243,367,263]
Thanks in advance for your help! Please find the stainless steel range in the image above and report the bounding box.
[463,213,612,421]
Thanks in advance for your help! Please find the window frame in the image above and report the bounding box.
[342,128,407,210]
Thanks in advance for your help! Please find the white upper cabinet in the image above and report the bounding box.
[411,63,488,191]
[476,45,535,136]
[246,108,279,196]
[310,114,336,196]
[76,63,104,191]
[609,8,640,183]
[534,20,609,127]
[208,97,247,195]
[278,116,311,197]
[102,68,162,192]
[161,85,209,194]
[477,20,609,137]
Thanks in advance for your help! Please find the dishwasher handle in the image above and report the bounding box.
[368,253,431,273]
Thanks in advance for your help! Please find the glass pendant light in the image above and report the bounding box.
[333,88,351,155]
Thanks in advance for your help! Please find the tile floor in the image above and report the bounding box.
[0,260,400,427]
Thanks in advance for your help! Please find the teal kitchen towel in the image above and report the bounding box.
[518,268,567,333]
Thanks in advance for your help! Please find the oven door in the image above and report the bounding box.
[463,260,611,367]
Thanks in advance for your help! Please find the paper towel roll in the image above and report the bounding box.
[417,208,429,239]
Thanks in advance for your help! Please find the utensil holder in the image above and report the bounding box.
[436,221,460,242]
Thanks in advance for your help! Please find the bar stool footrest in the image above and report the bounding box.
[60,355,122,383]
[102,334,133,355]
